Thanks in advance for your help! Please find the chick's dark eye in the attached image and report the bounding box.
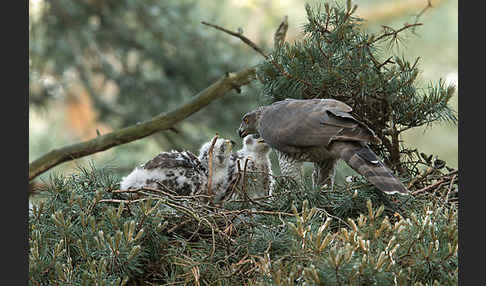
[253,134,260,139]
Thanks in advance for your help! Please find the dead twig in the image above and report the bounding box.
[119,187,212,200]
[240,158,249,200]
[414,0,433,26]
[369,23,423,45]
[412,171,458,195]
[444,174,458,203]
[99,198,150,204]
[207,134,219,199]
[229,209,295,217]
[201,21,269,59]
[201,20,313,89]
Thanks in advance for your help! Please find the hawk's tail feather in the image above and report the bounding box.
[330,141,409,195]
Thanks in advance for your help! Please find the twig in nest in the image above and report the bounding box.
[240,158,249,199]
[444,174,457,203]
[99,198,150,204]
[412,172,458,195]
[217,175,240,203]
[408,166,435,189]
[239,158,266,208]
[113,187,213,200]
[207,134,219,199]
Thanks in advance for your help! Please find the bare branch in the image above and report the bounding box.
[201,21,269,59]
[369,23,423,45]
[202,19,313,89]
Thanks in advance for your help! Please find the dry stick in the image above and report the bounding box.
[410,169,458,195]
[145,187,212,200]
[240,158,249,200]
[369,23,423,45]
[220,209,295,217]
[206,134,219,199]
[167,219,193,234]
[201,20,313,88]
[29,67,256,181]
[412,174,457,195]
[444,174,457,203]
[220,172,240,202]
[414,0,433,26]
[239,157,266,207]
[99,198,150,204]
[201,21,268,59]
[407,166,434,189]
[221,159,244,201]
[112,187,212,200]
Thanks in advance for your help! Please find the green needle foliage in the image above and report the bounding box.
[29,164,458,285]
[257,1,457,174]
[29,2,458,285]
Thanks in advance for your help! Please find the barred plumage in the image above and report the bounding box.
[238,98,408,194]
[120,150,207,195]
[120,137,235,201]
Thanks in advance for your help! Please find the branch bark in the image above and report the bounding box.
[29,67,257,181]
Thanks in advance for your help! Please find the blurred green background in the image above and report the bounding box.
[29,0,457,184]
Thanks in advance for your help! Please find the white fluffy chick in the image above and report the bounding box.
[230,134,274,199]
[119,150,207,196]
[197,137,235,202]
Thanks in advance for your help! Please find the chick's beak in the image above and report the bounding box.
[257,138,265,144]
[225,140,233,153]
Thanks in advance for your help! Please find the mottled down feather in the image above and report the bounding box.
[119,150,207,196]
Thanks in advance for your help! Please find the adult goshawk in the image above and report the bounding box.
[237,98,408,194]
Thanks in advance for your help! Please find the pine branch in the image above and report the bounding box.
[29,67,257,181]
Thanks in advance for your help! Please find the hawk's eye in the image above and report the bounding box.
[244,117,249,124]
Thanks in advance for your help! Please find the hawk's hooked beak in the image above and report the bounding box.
[238,128,247,138]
